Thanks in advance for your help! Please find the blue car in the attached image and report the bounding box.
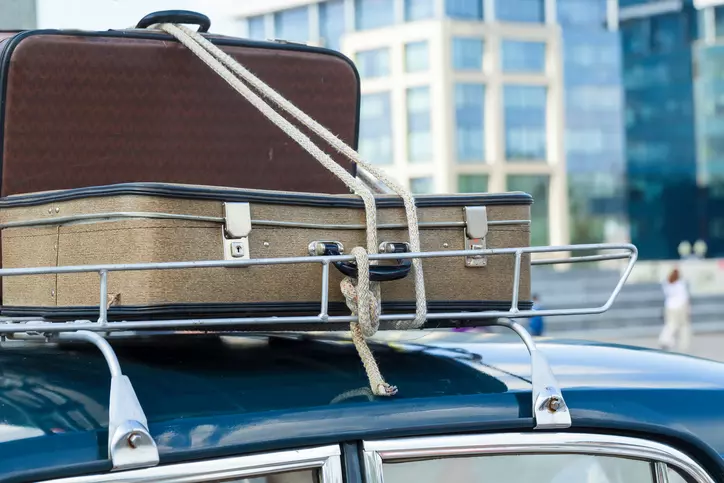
[1,326,722,483]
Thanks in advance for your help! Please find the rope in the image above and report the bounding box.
[150,23,424,395]
[162,24,426,332]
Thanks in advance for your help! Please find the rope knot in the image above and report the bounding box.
[340,247,397,396]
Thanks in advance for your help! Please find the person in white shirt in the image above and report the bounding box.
[658,268,692,352]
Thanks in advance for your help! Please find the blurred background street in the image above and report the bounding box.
[597,331,724,361]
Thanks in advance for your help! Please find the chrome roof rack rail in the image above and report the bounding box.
[495,317,571,429]
[0,242,638,333]
[0,242,638,439]
[7,331,160,471]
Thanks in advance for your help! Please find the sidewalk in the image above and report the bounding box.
[587,330,724,362]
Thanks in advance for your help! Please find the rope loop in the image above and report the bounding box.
[147,22,425,396]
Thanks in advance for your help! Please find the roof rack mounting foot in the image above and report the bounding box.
[57,330,160,471]
[496,318,572,430]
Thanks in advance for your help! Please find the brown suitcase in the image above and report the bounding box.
[0,11,360,197]
[0,183,533,325]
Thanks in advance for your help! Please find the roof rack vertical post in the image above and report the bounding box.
[510,249,523,314]
[496,318,572,430]
[320,260,330,321]
[57,331,159,471]
[99,269,108,324]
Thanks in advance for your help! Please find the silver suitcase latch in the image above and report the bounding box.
[223,202,251,261]
[464,206,488,267]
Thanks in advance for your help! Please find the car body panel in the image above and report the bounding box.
[1,333,724,481]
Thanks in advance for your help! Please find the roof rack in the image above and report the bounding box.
[0,242,638,471]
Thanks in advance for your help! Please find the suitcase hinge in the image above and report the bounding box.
[464,206,488,267]
[223,203,252,261]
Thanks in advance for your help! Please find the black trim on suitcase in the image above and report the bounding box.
[0,182,534,208]
[0,28,362,192]
[1,300,535,323]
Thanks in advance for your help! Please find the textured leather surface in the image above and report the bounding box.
[0,33,359,196]
[0,190,531,310]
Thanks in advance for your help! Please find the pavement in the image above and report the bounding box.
[591,331,724,363]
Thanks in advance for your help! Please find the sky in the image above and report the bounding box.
[35,0,243,35]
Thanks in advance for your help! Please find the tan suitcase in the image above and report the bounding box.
[0,183,532,325]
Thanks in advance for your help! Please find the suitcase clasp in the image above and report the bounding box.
[223,202,252,261]
[464,206,488,268]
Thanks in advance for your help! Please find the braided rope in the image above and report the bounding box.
[153,23,419,395]
[165,24,426,332]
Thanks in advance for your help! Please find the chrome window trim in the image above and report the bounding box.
[362,432,715,483]
[655,461,671,483]
[44,444,342,483]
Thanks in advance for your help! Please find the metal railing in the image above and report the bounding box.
[0,241,638,472]
[0,242,637,334]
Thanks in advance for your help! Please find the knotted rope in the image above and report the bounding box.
[152,23,426,395]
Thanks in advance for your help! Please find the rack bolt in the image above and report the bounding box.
[443,243,449,248]
[263,241,270,248]
[547,396,562,412]
[127,432,143,449]
[55,207,60,213]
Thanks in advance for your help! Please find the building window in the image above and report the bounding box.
[274,7,310,43]
[405,0,435,21]
[445,0,483,20]
[651,13,684,54]
[356,48,391,78]
[248,16,266,40]
[410,177,434,194]
[501,40,546,73]
[355,0,395,30]
[407,86,433,162]
[621,19,651,57]
[507,175,550,245]
[568,86,621,111]
[557,0,606,27]
[716,7,724,38]
[320,0,346,51]
[452,37,484,70]
[504,85,547,161]
[359,92,394,164]
[458,174,488,193]
[566,129,605,155]
[495,0,544,23]
[454,83,485,163]
[405,41,429,72]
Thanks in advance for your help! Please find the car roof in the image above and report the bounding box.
[2,332,724,481]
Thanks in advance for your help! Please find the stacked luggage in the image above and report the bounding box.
[0,10,533,324]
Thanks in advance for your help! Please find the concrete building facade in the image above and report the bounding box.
[235,0,575,248]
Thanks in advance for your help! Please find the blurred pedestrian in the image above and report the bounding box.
[658,268,692,352]
[529,294,544,336]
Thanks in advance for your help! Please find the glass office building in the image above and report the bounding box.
[560,0,628,249]
[617,0,724,260]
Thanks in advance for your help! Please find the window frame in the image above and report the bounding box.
[44,445,343,483]
[361,432,715,483]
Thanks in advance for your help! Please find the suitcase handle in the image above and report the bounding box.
[322,243,412,282]
[136,10,211,33]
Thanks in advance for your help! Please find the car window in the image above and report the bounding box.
[207,469,318,483]
[382,454,654,483]
[668,466,696,483]
[214,469,318,483]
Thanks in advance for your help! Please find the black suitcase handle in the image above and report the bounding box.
[322,243,412,282]
[136,10,211,33]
